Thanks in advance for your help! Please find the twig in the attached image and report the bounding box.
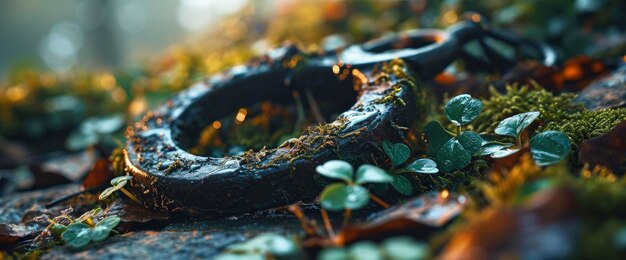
[287,205,318,236]
[370,194,390,208]
[320,208,336,240]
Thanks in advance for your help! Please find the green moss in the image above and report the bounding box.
[409,159,488,194]
[472,84,626,149]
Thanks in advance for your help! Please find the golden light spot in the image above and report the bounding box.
[5,85,28,102]
[471,13,481,22]
[129,97,148,117]
[563,65,582,80]
[441,189,450,199]
[443,10,458,24]
[351,69,368,84]
[39,73,56,88]
[332,64,341,75]
[100,74,116,90]
[235,108,247,124]
[212,120,222,129]
[435,34,445,43]
[111,88,127,103]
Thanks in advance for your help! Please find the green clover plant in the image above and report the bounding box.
[316,160,393,211]
[381,141,438,196]
[423,94,484,172]
[62,215,121,248]
[481,111,571,165]
[425,95,571,171]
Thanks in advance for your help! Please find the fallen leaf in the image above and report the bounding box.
[81,158,114,190]
[335,191,466,245]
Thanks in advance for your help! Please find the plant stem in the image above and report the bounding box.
[456,125,462,136]
[320,208,336,240]
[120,188,141,204]
[343,208,352,227]
[287,205,317,236]
[370,194,390,208]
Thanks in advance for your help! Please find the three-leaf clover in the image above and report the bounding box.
[424,120,482,172]
[316,160,393,211]
[61,216,121,248]
[381,141,439,196]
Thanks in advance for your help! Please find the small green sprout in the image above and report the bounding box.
[381,141,439,196]
[61,216,121,248]
[318,236,427,260]
[482,111,571,166]
[316,160,393,211]
[215,233,300,260]
[99,176,140,203]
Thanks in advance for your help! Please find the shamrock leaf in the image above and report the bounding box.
[495,111,540,138]
[444,94,483,126]
[457,131,482,156]
[423,121,455,157]
[92,216,120,242]
[99,175,133,200]
[530,131,571,166]
[355,164,393,185]
[61,216,121,248]
[402,158,438,174]
[62,223,93,248]
[320,183,370,211]
[381,237,427,260]
[218,233,299,259]
[391,175,412,196]
[435,138,472,172]
[315,160,354,182]
[382,141,410,167]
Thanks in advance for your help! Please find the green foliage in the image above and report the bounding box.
[382,141,410,168]
[216,233,300,260]
[424,94,483,172]
[494,111,540,138]
[473,85,626,149]
[444,94,483,126]
[316,160,354,183]
[318,236,427,260]
[379,141,441,196]
[530,131,571,166]
[61,216,120,249]
[316,160,393,211]
[320,183,370,211]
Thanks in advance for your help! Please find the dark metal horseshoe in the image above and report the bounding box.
[121,20,554,216]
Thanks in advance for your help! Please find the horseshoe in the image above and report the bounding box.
[121,20,555,216]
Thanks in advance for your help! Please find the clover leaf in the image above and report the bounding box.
[495,111,540,138]
[320,183,370,211]
[356,164,394,185]
[434,131,482,172]
[317,161,392,211]
[315,160,354,182]
[444,94,483,126]
[390,175,412,196]
[382,141,410,167]
[217,233,299,259]
[423,121,455,157]
[530,130,571,166]
[403,158,438,174]
[61,216,120,248]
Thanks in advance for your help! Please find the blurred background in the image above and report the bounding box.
[0,0,625,190]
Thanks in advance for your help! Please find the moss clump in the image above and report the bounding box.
[472,85,626,149]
